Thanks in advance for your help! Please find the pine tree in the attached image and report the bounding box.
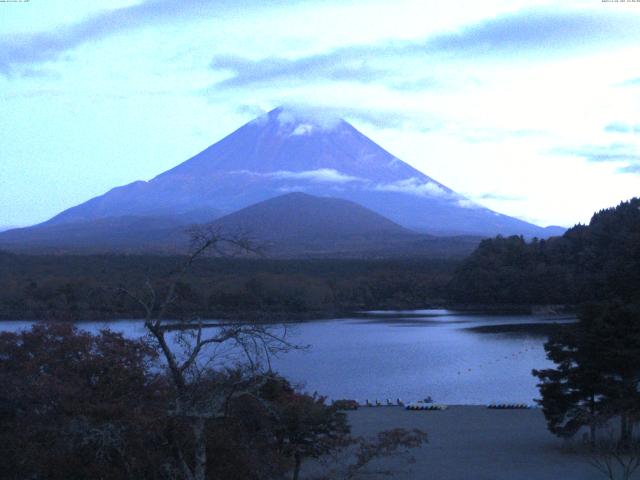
[533,322,606,446]
[584,303,640,446]
[534,302,640,446]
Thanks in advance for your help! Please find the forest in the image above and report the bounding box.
[1,198,638,321]
[524,200,640,463]
[0,254,456,320]
[449,198,640,307]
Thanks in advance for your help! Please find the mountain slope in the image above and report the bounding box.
[33,106,559,238]
[0,193,481,258]
[212,192,410,240]
[209,192,479,258]
[0,215,189,253]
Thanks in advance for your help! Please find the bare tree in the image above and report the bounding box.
[120,226,297,480]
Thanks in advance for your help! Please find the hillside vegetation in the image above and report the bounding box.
[0,254,456,320]
[449,198,640,306]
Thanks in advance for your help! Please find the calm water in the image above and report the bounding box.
[0,310,574,405]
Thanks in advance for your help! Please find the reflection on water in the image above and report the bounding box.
[0,311,574,405]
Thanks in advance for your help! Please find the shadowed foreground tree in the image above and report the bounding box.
[116,226,428,479]
[534,302,640,448]
[260,375,427,480]
[119,226,299,480]
[0,324,323,480]
[0,323,427,480]
[259,376,351,480]
[533,322,605,446]
[0,323,169,480]
[1,226,428,479]
[585,303,640,447]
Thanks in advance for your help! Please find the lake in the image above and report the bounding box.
[0,310,574,405]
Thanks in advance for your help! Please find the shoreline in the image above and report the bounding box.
[0,304,576,323]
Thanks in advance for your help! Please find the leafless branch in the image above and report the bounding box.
[121,225,291,480]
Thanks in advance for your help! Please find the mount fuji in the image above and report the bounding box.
[0,107,563,254]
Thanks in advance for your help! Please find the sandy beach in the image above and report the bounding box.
[341,406,606,480]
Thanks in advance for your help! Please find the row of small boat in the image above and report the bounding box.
[406,403,448,411]
[487,403,531,409]
[363,399,404,407]
[360,401,533,410]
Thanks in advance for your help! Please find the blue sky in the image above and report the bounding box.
[1,0,639,228]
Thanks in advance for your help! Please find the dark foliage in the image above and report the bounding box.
[533,303,640,446]
[0,323,169,479]
[0,255,457,320]
[514,199,640,447]
[533,321,605,443]
[1,324,425,479]
[449,198,640,306]
[260,376,351,480]
[0,325,317,479]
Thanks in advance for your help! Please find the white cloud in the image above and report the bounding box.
[276,184,307,193]
[271,168,362,183]
[276,109,296,131]
[456,198,481,209]
[276,104,343,131]
[372,177,484,208]
[291,123,314,136]
[230,168,363,183]
[374,177,451,197]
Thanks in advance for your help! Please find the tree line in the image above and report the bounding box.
[449,198,640,307]
[0,254,455,320]
[518,199,640,468]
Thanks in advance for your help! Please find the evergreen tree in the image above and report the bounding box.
[451,197,640,306]
[533,322,606,446]
[583,303,640,446]
[534,302,640,446]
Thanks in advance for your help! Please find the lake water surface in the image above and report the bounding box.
[0,310,574,405]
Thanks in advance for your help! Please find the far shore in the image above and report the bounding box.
[464,320,576,335]
[0,304,576,323]
[325,406,606,480]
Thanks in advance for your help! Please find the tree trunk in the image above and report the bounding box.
[590,394,597,449]
[166,423,195,480]
[193,417,207,480]
[292,453,302,480]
